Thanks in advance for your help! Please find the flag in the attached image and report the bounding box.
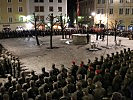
[77,0,80,16]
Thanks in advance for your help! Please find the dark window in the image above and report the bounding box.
[125,8,130,15]
[34,0,38,2]
[7,0,12,2]
[18,0,22,2]
[40,0,44,2]
[49,0,53,2]
[58,7,62,12]
[58,0,62,3]
[40,6,44,12]
[119,8,123,15]
[109,8,113,14]
[8,7,12,13]
[102,0,105,4]
[97,9,100,14]
[8,17,12,23]
[98,0,101,4]
[18,7,23,12]
[120,0,123,3]
[49,6,53,12]
[35,6,39,12]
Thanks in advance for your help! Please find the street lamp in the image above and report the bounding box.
[60,13,64,39]
[33,12,40,46]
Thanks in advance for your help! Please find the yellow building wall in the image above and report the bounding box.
[0,0,27,30]
[95,0,133,30]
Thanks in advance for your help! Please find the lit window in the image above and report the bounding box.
[8,7,12,13]
[49,0,53,2]
[58,0,62,3]
[40,6,44,12]
[58,7,62,12]
[19,17,23,22]
[125,8,130,15]
[119,8,123,15]
[7,0,12,2]
[8,17,12,23]
[49,6,53,12]
[109,8,113,14]
[18,7,23,12]
[35,6,39,12]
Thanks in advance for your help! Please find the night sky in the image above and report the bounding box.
[68,0,77,27]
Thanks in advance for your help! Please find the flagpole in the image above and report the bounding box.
[76,0,80,30]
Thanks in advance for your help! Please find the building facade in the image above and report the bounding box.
[27,0,67,30]
[78,0,95,27]
[94,0,133,31]
[0,0,67,30]
[0,0,28,30]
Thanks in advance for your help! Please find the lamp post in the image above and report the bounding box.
[114,20,117,42]
[33,13,40,45]
[50,13,54,49]
[60,13,64,39]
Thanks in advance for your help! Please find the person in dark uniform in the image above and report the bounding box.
[27,80,38,99]
[12,84,23,100]
[30,70,38,81]
[36,87,46,100]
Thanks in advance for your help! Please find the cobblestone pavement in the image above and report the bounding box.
[0,35,133,74]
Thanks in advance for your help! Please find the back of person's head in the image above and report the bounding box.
[35,95,41,100]
[95,81,102,88]
[25,77,30,83]
[53,82,58,89]
[66,78,71,84]
[42,67,45,72]
[16,84,21,91]
[62,87,68,95]
[44,77,49,83]
[31,70,35,75]
[38,74,43,79]
[111,92,122,100]
[38,87,44,94]
[52,64,55,69]
[7,75,12,81]
[30,80,35,87]
[82,88,88,96]
[3,93,9,100]
[22,92,28,100]
[76,82,82,90]
[46,92,52,100]
[77,74,82,80]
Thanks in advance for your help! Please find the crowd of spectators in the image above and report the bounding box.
[0,45,133,100]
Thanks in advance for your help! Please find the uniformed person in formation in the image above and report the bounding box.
[93,81,105,100]
[11,56,15,78]
[27,80,38,99]
[12,84,23,100]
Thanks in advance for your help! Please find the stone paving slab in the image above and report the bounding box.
[0,35,133,74]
